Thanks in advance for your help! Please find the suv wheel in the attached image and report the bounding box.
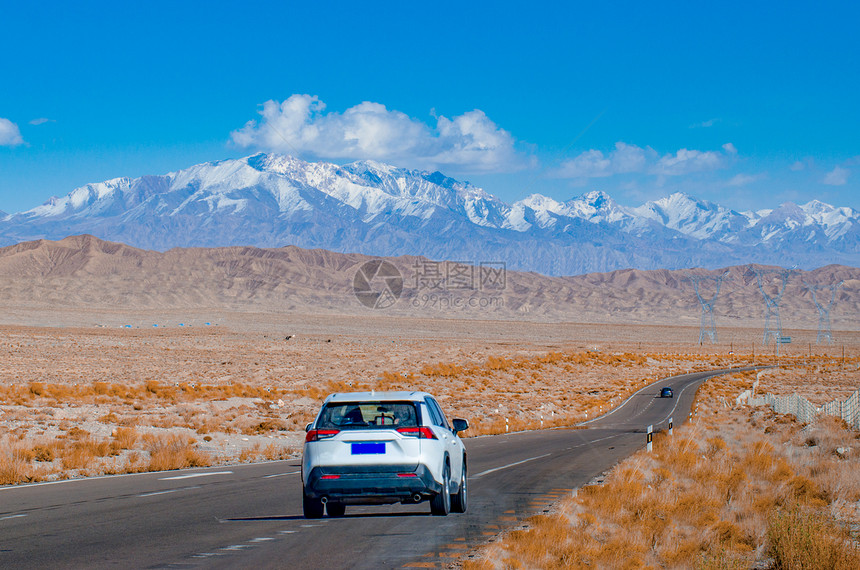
[303,492,324,519]
[430,464,451,516]
[451,462,467,513]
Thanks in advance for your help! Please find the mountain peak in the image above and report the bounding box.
[578,189,613,205]
[246,152,310,175]
[0,154,857,275]
[518,193,563,211]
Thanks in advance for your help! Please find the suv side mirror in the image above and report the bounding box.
[452,418,469,434]
[305,423,312,433]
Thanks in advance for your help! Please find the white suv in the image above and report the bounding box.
[301,391,469,518]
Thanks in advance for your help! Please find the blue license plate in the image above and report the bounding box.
[351,442,385,455]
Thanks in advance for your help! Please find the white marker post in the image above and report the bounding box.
[646,424,653,452]
[505,417,509,433]
[668,417,673,436]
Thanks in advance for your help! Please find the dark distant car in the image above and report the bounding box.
[660,387,674,398]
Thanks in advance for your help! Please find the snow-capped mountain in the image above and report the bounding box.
[1,153,857,275]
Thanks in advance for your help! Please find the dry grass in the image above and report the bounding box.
[0,439,39,485]
[467,364,860,569]
[373,350,742,437]
[0,426,213,481]
[237,442,297,462]
[0,379,288,407]
[767,504,860,569]
[2,322,856,488]
[141,433,210,471]
[112,426,139,450]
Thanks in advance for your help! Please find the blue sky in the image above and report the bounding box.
[1,1,857,214]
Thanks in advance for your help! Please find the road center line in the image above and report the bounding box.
[137,485,200,498]
[263,470,301,479]
[138,489,181,498]
[0,513,27,521]
[471,453,552,479]
[159,471,233,481]
[568,433,624,450]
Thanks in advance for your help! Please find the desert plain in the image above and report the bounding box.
[1,237,859,567]
[1,307,858,482]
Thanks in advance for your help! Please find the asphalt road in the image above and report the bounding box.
[0,367,753,569]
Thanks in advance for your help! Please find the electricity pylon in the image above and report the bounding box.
[804,280,843,344]
[685,271,729,344]
[746,266,795,345]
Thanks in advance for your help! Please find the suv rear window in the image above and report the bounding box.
[317,401,419,429]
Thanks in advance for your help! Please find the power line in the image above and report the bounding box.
[684,271,729,344]
[745,265,795,345]
[804,280,843,344]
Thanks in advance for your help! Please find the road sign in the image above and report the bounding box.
[777,336,792,343]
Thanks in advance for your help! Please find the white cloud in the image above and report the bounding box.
[230,94,529,173]
[0,118,24,146]
[552,149,611,178]
[552,142,734,179]
[551,142,649,178]
[789,161,806,171]
[29,117,54,126]
[822,166,849,186]
[727,173,764,186]
[653,148,725,176]
[690,118,720,128]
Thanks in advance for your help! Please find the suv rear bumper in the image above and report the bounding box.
[304,464,442,504]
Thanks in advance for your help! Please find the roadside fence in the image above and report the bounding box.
[748,387,860,429]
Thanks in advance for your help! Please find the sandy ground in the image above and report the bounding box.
[1,310,858,483]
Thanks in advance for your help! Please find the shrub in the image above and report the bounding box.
[32,444,56,462]
[142,433,211,471]
[112,427,138,450]
[767,505,860,569]
[0,444,34,484]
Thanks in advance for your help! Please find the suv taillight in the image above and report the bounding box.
[305,428,340,442]
[396,426,437,439]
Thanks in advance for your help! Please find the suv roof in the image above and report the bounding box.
[324,391,432,403]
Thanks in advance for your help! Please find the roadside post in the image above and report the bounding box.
[647,424,653,452]
[668,417,673,436]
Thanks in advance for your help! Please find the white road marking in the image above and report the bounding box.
[263,470,301,479]
[578,367,750,427]
[250,537,274,542]
[577,374,681,426]
[137,485,200,498]
[570,434,624,449]
[471,453,552,479]
[137,489,181,498]
[159,471,233,481]
[0,479,80,491]
[656,380,702,424]
[0,465,263,491]
[220,545,249,551]
[0,513,27,521]
[278,530,298,534]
